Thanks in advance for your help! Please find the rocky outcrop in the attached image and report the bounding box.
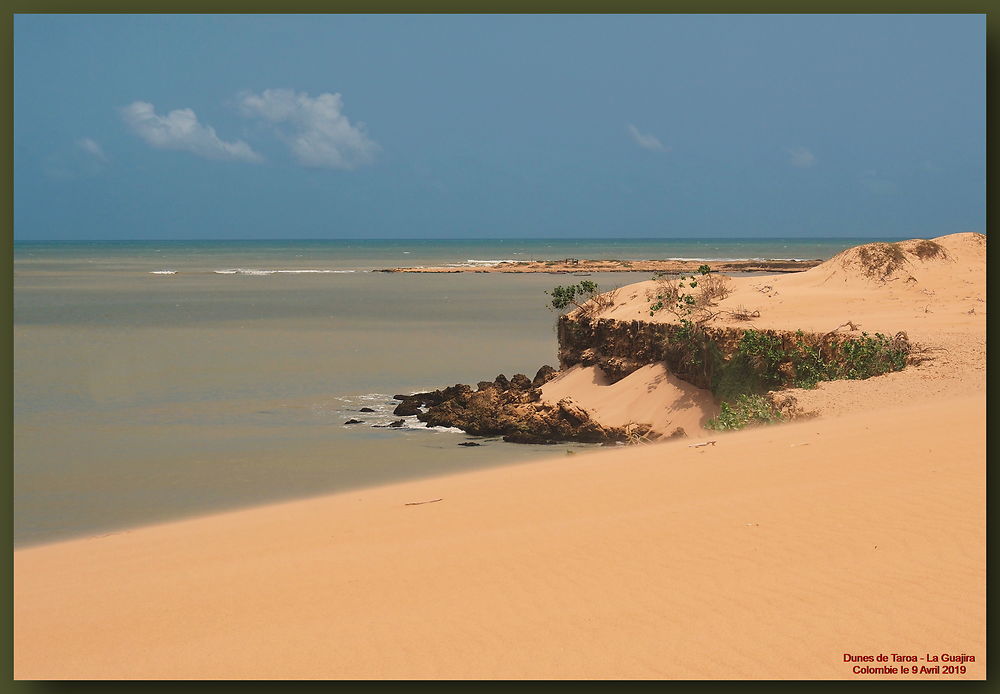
[394,315,911,443]
[394,365,650,444]
[392,401,422,416]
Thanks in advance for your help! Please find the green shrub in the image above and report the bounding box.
[787,330,835,388]
[706,394,783,431]
[546,281,600,312]
[836,332,908,380]
[712,329,785,399]
[669,326,910,409]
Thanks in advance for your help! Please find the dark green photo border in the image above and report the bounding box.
[2,7,991,690]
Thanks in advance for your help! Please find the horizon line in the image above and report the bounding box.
[12,234,945,243]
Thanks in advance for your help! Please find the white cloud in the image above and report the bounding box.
[787,146,817,168]
[121,101,262,162]
[239,89,379,169]
[627,124,668,152]
[77,137,108,162]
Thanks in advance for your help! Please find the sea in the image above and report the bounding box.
[13,237,894,546]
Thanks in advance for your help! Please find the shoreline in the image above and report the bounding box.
[375,258,823,274]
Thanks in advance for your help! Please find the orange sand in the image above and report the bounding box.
[14,233,986,680]
[540,363,719,437]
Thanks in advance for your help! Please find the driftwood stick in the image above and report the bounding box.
[688,440,717,448]
[823,320,861,339]
[405,498,443,506]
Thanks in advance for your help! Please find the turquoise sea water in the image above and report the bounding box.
[13,237,900,546]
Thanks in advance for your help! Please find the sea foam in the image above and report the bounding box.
[213,268,356,275]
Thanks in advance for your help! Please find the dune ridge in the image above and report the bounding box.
[545,233,985,431]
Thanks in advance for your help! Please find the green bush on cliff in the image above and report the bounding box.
[837,332,909,380]
[690,328,909,431]
[713,329,786,399]
[705,394,783,431]
[707,328,909,400]
[547,281,601,312]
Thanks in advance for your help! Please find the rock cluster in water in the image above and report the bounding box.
[394,365,656,445]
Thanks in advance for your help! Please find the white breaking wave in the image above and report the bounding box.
[333,392,465,434]
[213,268,356,275]
[444,259,518,267]
[149,270,177,275]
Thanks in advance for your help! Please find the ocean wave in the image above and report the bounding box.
[213,268,356,275]
[149,270,177,275]
[443,259,519,267]
[333,393,465,434]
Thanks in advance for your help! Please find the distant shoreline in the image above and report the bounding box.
[376,258,824,274]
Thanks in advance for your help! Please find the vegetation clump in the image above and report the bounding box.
[705,394,783,431]
[647,265,732,321]
[546,281,619,316]
[837,332,910,379]
[853,242,909,281]
[547,280,601,312]
[910,239,947,260]
[698,328,911,430]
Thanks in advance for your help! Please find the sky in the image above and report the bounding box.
[14,14,985,240]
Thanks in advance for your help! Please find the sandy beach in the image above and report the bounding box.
[14,234,986,680]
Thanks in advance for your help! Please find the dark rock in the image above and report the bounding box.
[359,407,376,413]
[596,356,643,383]
[393,401,422,416]
[395,385,472,409]
[399,365,651,445]
[458,441,481,447]
[387,419,405,428]
[343,419,364,425]
[531,365,558,388]
[509,373,532,390]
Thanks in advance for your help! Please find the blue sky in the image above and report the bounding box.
[14,14,985,240]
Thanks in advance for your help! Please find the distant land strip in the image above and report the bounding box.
[375,258,824,274]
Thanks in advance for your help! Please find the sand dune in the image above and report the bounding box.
[577,232,985,422]
[14,233,986,679]
[540,363,718,437]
